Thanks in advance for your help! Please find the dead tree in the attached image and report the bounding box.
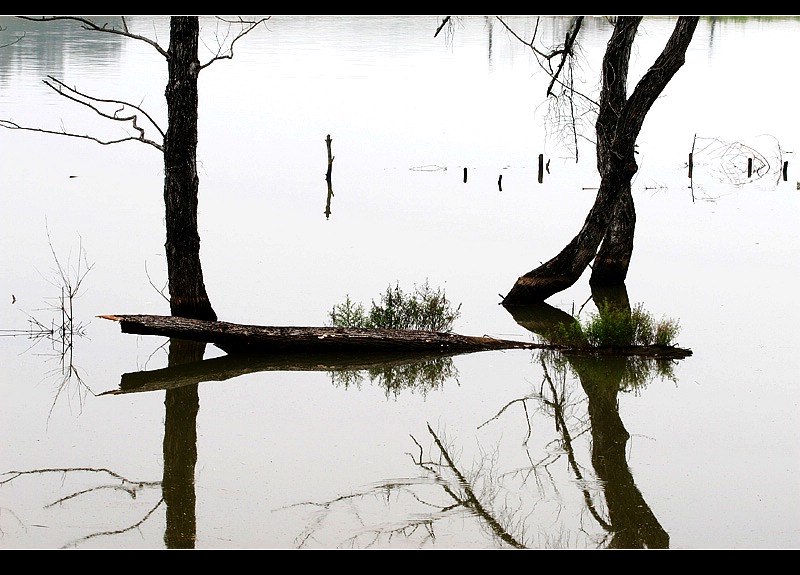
[1,16,269,320]
[498,16,699,305]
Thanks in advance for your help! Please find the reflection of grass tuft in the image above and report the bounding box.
[328,279,461,332]
[329,356,459,397]
[537,348,677,392]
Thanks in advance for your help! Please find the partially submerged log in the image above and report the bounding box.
[98,314,692,359]
[98,314,536,355]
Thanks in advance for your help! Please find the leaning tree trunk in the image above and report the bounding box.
[164,16,217,321]
[502,16,699,306]
[591,187,636,286]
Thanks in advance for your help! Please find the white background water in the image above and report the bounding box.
[1,15,798,549]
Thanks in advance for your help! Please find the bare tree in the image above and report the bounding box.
[1,16,270,320]
[488,16,700,305]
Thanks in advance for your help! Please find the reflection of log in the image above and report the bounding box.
[101,350,472,395]
[99,314,536,354]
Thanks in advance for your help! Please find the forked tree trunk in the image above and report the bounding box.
[164,17,217,321]
[502,16,699,306]
[591,187,636,286]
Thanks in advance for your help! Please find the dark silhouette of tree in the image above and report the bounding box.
[1,15,269,320]
[489,16,700,305]
[1,15,267,549]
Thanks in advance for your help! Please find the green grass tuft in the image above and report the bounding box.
[546,302,680,348]
[328,279,462,332]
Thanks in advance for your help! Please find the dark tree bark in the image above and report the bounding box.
[164,17,217,321]
[502,17,699,305]
[99,313,692,358]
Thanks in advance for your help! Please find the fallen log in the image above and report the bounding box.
[98,314,692,359]
[98,314,537,354]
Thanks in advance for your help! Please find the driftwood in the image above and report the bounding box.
[98,314,692,359]
[98,314,537,355]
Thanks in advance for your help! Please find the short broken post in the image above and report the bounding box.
[538,154,544,183]
[325,134,334,219]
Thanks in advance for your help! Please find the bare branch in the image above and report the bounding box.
[16,16,168,58]
[434,16,451,38]
[198,16,271,71]
[144,261,170,303]
[546,16,583,97]
[0,74,164,151]
[44,75,165,140]
[495,16,598,108]
[0,119,162,150]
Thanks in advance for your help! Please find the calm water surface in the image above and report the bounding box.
[1,15,798,549]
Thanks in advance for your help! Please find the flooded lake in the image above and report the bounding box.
[1,15,798,549]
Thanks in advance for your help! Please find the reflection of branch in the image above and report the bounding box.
[278,424,526,549]
[1,466,153,487]
[417,425,527,549]
[61,498,164,549]
[1,466,163,549]
[478,396,535,444]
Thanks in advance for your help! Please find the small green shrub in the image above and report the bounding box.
[328,280,462,332]
[327,294,368,328]
[545,302,680,348]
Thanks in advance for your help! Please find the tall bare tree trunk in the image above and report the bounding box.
[502,17,698,306]
[161,17,214,548]
[164,16,217,321]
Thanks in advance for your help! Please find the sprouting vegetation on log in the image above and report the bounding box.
[328,280,462,332]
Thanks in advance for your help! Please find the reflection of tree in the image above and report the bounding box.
[0,339,203,549]
[0,228,95,418]
[282,284,675,549]
[277,423,525,549]
[161,339,204,549]
[104,349,466,397]
[506,283,671,548]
